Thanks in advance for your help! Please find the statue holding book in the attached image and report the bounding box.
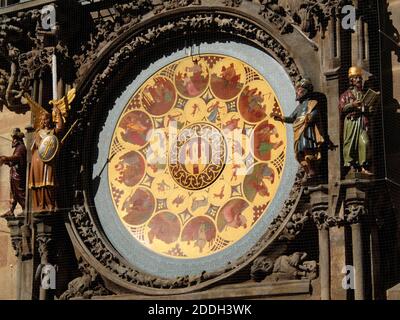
[339,67,380,175]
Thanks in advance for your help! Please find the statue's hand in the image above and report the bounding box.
[270,112,283,122]
[352,100,362,108]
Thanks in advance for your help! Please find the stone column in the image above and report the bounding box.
[5,216,24,300]
[34,213,56,300]
[309,184,334,300]
[343,175,370,300]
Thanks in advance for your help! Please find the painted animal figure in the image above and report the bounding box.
[213,186,225,199]
[191,196,208,212]
[172,195,185,207]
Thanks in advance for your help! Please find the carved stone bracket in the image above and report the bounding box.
[4,216,25,257]
[34,213,57,264]
[341,175,372,225]
[308,184,340,229]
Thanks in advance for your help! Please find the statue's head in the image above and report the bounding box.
[348,66,363,89]
[40,112,52,129]
[295,78,313,101]
[11,128,24,147]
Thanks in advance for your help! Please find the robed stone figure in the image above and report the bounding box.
[0,128,27,217]
[339,67,376,175]
[24,89,76,213]
[271,78,325,177]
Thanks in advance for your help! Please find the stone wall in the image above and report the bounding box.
[0,109,29,299]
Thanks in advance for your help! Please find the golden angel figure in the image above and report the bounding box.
[23,89,76,213]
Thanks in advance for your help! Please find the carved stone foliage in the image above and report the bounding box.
[250,252,318,282]
[74,0,201,78]
[266,169,306,240]
[223,0,243,7]
[344,200,367,224]
[221,0,352,38]
[0,8,71,113]
[312,209,339,229]
[258,0,353,38]
[59,257,109,300]
[10,237,22,258]
[79,12,300,119]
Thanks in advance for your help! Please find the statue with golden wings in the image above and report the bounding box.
[23,88,76,213]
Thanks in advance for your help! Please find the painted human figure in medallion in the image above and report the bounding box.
[252,120,284,161]
[210,59,244,100]
[142,76,176,116]
[119,110,153,147]
[175,58,209,98]
[114,151,145,187]
[122,188,155,226]
[182,217,216,253]
[148,212,181,245]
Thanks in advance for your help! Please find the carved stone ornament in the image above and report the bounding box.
[250,252,318,282]
[258,0,353,38]
[59,257,109,300]
[0,7,71,113]
[10,237,22,258]
[265,169,307,241]
[75,11,301,93]
[312,209,340,229]
[36,234,51,262]
[344,200,367,224]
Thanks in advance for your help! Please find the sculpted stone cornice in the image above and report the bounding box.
[77,11,301,118]
[74,0,353,77]
[257,0,353,38]
[0,0,352,114]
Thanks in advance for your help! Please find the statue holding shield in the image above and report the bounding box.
[23,89,76,213]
